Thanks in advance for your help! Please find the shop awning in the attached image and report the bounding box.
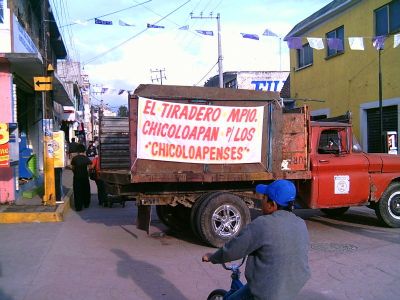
[0,52,73,106]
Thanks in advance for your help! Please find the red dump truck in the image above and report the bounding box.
[99,84,400,247]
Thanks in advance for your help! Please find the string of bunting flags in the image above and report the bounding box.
[91,86,134,96]
[286,34,400,50]
[87,19,400,49]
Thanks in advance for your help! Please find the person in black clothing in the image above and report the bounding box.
[86,141,97,161]
[71,144,92,211]
[68,138,80,160]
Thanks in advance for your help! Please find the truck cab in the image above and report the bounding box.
[299,120,400,228]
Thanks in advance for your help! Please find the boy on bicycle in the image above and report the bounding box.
[202,179,310,300]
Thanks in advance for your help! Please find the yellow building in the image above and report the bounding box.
[285,0,400,153]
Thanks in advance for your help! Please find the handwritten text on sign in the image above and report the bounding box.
[137,98,265,164]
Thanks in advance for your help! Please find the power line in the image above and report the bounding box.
[60,0,152,28]
[83,0,191,65]
[194,61,218,86]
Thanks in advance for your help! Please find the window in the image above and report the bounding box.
[375,0,400,36]
[225,79,237,89]
[326,26,344,57]
[318,129,348,154]
[297,43,313,68]
[318,130,340,154]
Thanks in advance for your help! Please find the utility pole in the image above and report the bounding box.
[378,48,384,152]
[190,12,223,88]
[150,68,166,85]
[42,0,56,206]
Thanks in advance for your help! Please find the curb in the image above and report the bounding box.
[0,189,73,224]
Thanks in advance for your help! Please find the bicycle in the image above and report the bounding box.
[206,257,246,300]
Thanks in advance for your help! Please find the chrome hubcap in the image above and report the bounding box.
[211,205,241,238]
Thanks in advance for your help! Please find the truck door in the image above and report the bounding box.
[312,128,370,207]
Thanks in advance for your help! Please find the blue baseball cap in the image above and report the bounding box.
[256,179,296,207]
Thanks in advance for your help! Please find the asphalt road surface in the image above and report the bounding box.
[1,196,399,300]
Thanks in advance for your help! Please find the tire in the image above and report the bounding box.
[156,205,191,232]
[320,207,349,217]
[197,193,251,248]
[207,289,227,300]
[376,182,400,228]
[190,193,209,238]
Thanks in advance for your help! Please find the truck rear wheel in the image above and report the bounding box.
[190,193,211,238]
[376,182,400,228]
[156,205,191,232]
[197,192,250,248]
[320,207,349,217]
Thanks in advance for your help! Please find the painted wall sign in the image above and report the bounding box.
[53,131,66,168]
[12,14,39,53]
[0,0,11,52]
[0,122,10,167]
[137,97,265,164]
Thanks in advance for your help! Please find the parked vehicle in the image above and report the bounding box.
[98,84,400,247]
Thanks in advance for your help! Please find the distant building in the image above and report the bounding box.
[204,71,289,92]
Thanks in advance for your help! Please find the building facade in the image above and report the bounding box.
[285,0,400,152]
[205,71,289,92]
[0,0,72,203]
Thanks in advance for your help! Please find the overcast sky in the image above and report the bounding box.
[52,0,332,110]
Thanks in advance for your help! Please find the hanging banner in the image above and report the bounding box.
[0,122,10,167]
[137,98,265,164]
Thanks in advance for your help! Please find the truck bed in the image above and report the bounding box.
[99,84,311,197]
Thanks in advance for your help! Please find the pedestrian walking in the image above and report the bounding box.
[70,144,92,211]
[202,179,311,300]
[90,155,107,206]
[68,137,80,162]
[86,140,97,161]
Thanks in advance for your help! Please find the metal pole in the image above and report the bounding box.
[378,49,384,152]
[191,12,223,88]
[42,0,56,205]
[217,13,223,88]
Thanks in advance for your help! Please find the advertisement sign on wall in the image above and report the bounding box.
[0,0,11,53]
[12,14,39,53]
[137,98,265,164]
[0,122,10,167]
[0,0,4,24]
[53,131,66,168]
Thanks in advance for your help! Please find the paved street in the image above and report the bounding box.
[1,181,400,300]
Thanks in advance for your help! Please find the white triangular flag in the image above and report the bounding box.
[348,37,364,50]
[394,33,400,48]
[307,37,324,50]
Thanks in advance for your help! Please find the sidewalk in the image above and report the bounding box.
[0,169,74,224]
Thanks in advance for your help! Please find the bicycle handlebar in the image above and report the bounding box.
[222,257,246,270]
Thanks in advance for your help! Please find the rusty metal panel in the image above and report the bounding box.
[281,108,309,172]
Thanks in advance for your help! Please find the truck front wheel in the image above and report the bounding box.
[197,193,250,248]
[376,182,400,228]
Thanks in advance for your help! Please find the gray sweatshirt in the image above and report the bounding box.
[210,210,310,300]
